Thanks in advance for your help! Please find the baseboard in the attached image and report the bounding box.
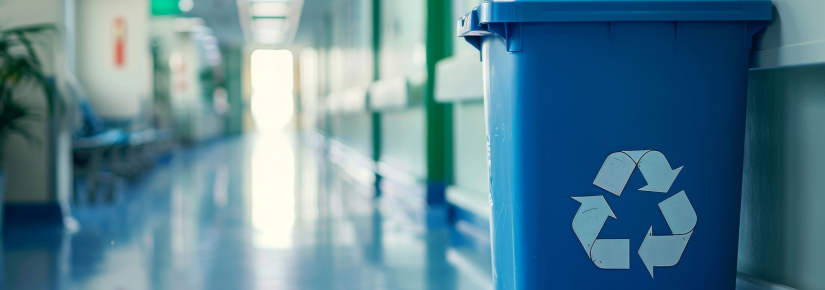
[379,177,448,230]
[446,186,490,227]
[3,202,65,228]
[180,134,226,149]
[736,273,797,290]
[446,248,493,290]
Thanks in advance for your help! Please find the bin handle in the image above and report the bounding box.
[458,6,523,56]
[457,7,488,52]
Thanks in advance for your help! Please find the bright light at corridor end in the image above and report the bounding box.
[251,49,294,132]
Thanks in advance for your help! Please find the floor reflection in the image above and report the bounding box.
[2,133,492,290]
[250,134,295,250]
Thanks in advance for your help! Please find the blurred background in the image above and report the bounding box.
[0,0,822,289]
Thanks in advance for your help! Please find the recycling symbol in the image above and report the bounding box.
[571,150,697,278]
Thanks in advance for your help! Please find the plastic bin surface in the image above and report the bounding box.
[460,0,771,289]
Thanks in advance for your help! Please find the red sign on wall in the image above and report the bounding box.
[113,17,126,68]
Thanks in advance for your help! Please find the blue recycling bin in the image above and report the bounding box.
[458,0,771,289]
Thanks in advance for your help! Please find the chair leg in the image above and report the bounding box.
[87,148,102,204]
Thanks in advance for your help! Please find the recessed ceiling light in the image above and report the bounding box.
[251,2,289,17]
[249,0,291,3]
[178,0,194,12]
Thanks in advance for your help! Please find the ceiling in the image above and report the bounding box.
[182,0,323,48]
[181,0,245,46]
[291,0,331,48]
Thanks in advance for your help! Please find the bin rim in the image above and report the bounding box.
[475,0,772,23]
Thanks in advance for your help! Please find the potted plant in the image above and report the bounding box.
[0,24,57,228]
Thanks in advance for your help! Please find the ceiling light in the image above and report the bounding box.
[251,2,289,17]
[178,0,194,12]
[255,18,287,32]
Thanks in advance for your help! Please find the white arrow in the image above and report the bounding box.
[591,239,630,269]
[593,152,636,196]
[638,227,693,278]
[658,191,697,235]
[623,150,649,163]
[637,151,682,193]
[572,196,616,257]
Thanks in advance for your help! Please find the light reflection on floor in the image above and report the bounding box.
[1,133,493,290]
[250,133,296,250]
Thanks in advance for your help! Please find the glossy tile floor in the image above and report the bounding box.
[1,133,493,290]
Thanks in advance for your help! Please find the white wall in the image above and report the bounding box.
[0,0,69,203]
[172,28,224,141]
[0,0,64,76]
[752,0,825,69]
[169,31,202,109]
[3,84,51,203]
[380,108,426,179]
[76,0,149,120]
[452,101,487,195]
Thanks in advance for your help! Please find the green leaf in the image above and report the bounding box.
[0,24,59,145]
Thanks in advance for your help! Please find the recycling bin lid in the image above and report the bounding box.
[475,0,772,23]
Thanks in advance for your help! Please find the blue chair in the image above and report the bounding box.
[68,76,172,203]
